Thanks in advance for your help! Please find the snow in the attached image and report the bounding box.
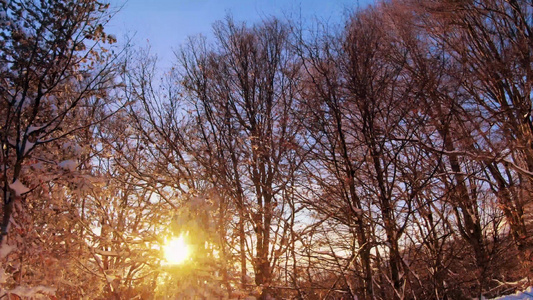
[63,141,82,155]
[9,179,30,196]
[105,274,116,283]
[0,268,7,284]
[22,140,35,155]
[490,287,533,299]
[59,159,77,171]
[30,161,44,171]
[7,137,16,147]
[26,125,44,134]
[0,243,15,259]
[73,144,82,155]
[95,249,119,256]
[2,285,56,299]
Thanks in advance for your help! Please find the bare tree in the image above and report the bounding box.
[176,17,304,299]
[408,0,533,290]
[0,0,119,247]
[295,5,436,298]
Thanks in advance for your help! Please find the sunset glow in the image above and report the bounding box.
[163,236,190,265]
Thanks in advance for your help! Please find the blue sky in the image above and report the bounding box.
[106,0,372,68]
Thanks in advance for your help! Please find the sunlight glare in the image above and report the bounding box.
[163,235,190,265]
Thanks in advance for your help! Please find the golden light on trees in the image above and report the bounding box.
[163,235,190,265]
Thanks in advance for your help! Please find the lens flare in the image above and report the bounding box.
[163,235,190,265]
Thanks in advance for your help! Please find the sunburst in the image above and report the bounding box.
[163,235,190,265]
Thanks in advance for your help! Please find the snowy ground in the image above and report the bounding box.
[490,287,533,299]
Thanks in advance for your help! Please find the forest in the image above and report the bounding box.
[1,0,532,299]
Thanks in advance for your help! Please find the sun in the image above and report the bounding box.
[163,235,190,265]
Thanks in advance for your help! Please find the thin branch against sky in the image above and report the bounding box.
[107,0,372,69]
